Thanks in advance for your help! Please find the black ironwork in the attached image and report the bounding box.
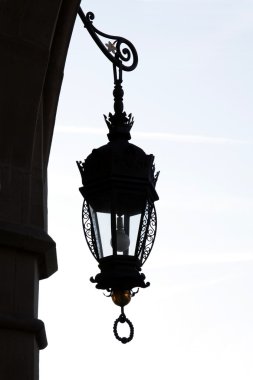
[113,307,134,344]
[80,194,99,261]
[104,78,134,141]
[136,201,158,265]
[78,7,138,74]
[142,205,157,263]
[104,288,139,298]
[90,255,150,290]
[77,5,159,344]
[78,6,137,143]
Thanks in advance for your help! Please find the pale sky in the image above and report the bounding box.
[40,1,253,379]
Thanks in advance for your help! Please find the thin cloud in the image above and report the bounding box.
[56,125,251,145]
[167,273,241,295]
[151,251,253,270]
[134,131,251,145]
[167,252,253,267]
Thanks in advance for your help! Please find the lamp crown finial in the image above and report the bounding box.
[104,79,134,142]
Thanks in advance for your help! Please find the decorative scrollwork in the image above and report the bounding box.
[78,7,138,73]
[136,201,157,265]
[82,199,99,261]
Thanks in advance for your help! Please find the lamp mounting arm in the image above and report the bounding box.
[78,6,138,79]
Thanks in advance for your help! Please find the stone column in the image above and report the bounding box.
[0,0,80,379]
[0,224,56,379]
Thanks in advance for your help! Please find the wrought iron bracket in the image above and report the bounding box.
[77,6,138,82]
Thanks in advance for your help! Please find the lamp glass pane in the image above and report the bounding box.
[95,211,112,258]
[128,213,142,256]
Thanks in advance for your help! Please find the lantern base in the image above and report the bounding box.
[90,255,150,291]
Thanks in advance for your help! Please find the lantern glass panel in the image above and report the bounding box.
[83,197,157,265]
[93,210,111,259]
[128,213,141,256]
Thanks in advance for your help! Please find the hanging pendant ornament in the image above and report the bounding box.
[113,306,134,344]
[77,6,159,343]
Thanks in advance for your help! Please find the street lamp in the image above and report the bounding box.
[77,7,159,343]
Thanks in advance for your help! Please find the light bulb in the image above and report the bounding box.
[111,216,130,252]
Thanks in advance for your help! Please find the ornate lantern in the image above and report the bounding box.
[77,7,159,343]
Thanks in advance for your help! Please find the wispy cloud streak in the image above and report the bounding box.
[56,125,251,145]
[164,252,253,267]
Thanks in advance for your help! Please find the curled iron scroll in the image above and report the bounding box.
[78,7,138,73]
